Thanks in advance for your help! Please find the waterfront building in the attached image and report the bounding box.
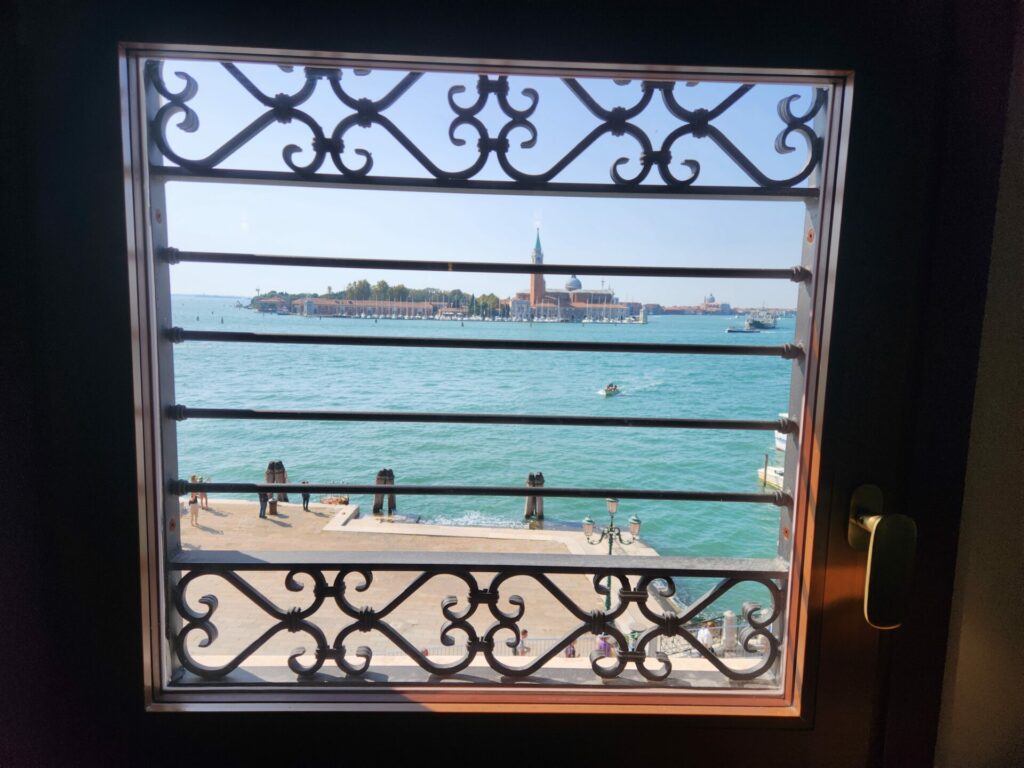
[337,299,436,318]
[293,297,342,316]
[508,229,632,321]
[252,295,289,312]
[661,296,734,315]
[286,297,439,318]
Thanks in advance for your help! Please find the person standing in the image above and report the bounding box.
[188,492,199,526]
[197,475,209,509]
[534,471,545,520]
[301,481,311,511]
[258,490,269,519]
[189,475,200,507]
[697,620,717,656]
[564,640,577,658]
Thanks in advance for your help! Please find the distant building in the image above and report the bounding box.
[510,229,632,321]
[292,297,341,316]
[337,299,435,317]
[661,295,734,315]
[253,295,288,312]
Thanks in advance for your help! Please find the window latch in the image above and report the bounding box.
[847,484,917,630]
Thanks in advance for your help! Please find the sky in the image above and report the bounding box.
[160,60,824,307]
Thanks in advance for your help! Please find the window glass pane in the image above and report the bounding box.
[128,50,846,703]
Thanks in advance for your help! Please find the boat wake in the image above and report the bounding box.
[427,509,529,528]
[627,377,665,393]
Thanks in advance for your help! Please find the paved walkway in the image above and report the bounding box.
[176,500,716,678]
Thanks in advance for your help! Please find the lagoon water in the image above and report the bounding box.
[173,295,792,568]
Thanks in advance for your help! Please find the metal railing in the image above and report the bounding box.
[145,61,827,200]
[170,553,786,685]
[175,481,790,507]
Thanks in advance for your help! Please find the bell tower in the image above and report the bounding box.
[529,228,546,306]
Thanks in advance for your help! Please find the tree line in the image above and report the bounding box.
[255,280,504,316]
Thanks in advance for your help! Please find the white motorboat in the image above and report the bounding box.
[775,413,788,451]
[757,465,785,490]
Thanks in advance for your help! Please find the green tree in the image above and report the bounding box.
[372,280,390,299]
[346,279,371,300]
[478,293,500,316]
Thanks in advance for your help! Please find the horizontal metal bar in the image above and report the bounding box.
[168,328,804,359]
[151,165,820,202]
[163,248,811,282]
[169,549,790,578]
[173,481,790,506]
[171,406,797,433]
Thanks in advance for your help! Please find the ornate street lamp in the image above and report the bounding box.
[582,498,642,610]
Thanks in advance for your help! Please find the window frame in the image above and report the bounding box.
[120,42,854,714]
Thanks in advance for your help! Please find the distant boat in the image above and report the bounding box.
[775,413,788,452]
[746,310,777,330]
[758,465,784,490]
[598,384,621,397]
[726,326,759,334]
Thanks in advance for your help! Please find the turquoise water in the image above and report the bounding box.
[173,295,791,564]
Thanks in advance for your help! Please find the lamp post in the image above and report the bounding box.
[582,498,642,610]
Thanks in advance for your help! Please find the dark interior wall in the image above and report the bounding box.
[935,14,1024,764]
[4,0,1016,764]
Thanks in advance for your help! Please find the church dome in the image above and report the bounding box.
[565,274,582,291]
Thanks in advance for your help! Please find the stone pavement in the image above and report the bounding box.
[175,499,733,679]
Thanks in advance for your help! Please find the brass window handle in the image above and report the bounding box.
[848,485,917,630]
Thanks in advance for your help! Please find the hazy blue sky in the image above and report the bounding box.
[161,61,822,307]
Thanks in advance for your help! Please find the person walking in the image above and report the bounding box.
[629,629,641,652]
[697,620,717,656]
[189,475,202,510]
[692,618,716,655]
[258,490,269,519]
[564,640,577,658]
[301,480,311,511]
[516,630,530,656]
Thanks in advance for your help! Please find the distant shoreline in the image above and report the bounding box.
[173,294,796,316]
[173,293,247,299]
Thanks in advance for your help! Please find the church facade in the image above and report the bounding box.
[504,230,634,321]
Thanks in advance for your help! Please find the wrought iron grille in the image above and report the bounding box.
[122,45,851,708]
[171,554,785,685]
[146,59,826,197]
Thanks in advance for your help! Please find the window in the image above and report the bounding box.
[121,43,852,712]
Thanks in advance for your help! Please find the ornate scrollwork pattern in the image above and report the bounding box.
[145,60,827,193]
[171,563,785,684]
